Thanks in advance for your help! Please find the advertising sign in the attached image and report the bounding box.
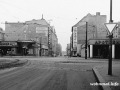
[73,27,77,50]
[36,27,48,36]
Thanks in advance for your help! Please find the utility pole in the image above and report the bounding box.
[85,22,88,59]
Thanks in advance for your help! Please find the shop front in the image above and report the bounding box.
[0,40,37,56]
[89,39,120,59]
[0,41,18,56]
[0,40,49,56]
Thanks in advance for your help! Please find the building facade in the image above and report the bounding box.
[71,12,107,57]
[0,17,58,56]
[71,12,120,59]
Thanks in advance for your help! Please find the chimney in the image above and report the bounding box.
[96,12,100,16]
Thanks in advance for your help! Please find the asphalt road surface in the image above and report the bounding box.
[0,57,104,90]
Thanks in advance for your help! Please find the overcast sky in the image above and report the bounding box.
[0,0,120,51]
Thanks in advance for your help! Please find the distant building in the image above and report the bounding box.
[56,43,62,56]
[66,44,70,56]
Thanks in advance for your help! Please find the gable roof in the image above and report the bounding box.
[73,13,92,27]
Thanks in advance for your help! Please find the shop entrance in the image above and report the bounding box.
[115,45,120,59]
[93,45,109,59]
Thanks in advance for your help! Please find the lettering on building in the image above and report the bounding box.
[95,40,120,45]
[73,27,77,49]
[0,42,17,46]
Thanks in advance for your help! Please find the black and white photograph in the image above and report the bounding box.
[0,0,120,90]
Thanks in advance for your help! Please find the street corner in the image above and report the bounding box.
[92,67,111,90]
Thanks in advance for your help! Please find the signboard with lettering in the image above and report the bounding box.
[89,39,120,45]
[36,27,48,36]
[73,27,77,49]
[0,42,17,46]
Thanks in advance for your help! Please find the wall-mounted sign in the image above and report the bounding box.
[36,27,48,36]
[0,42,17,46]
[95,40,120,45]
[73,27,77,49]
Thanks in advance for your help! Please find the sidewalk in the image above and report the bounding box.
[93,63,120,90]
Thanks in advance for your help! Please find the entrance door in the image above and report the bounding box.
[115,45,120,59]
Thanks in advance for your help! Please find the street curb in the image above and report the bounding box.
[92,67,111,90]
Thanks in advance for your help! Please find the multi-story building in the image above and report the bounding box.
[71,12,120,59]
[0,17,58,56]
[71,12,107,57]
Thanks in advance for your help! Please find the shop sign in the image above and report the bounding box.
[0,42,17,46]
[95,40,120,45]
[73,27,77,48]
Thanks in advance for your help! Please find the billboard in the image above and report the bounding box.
[36,27,48,36]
